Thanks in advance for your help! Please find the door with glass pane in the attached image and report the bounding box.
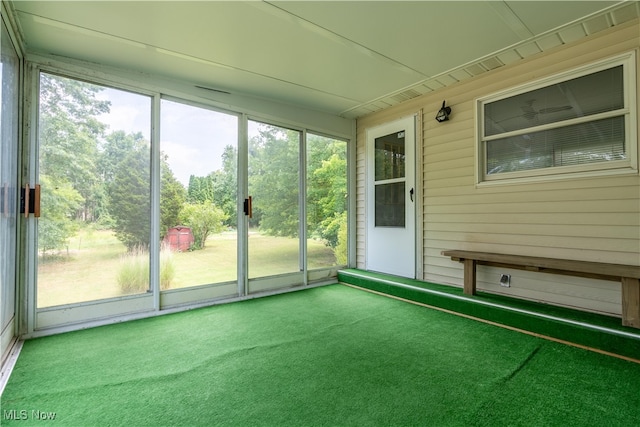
[35,73,154,326]
[366,116,415,278]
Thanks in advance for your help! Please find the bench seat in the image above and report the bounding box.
[441,250,640,329]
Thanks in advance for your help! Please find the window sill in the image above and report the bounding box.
[476,165,639,188]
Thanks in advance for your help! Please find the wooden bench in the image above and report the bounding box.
[441,250,640,329]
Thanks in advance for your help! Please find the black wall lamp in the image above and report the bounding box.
[435,101,451,122]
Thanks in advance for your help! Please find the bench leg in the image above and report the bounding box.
[622,277,640,328]
[463,259,477,295]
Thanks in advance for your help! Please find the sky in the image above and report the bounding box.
[96,88,239,187]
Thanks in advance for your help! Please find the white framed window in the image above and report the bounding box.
[476,52,637,184]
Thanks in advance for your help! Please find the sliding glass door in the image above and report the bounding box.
[247,121,302,291]
[246,122,348,292]
[27,69,349,331]
[36,73,153,310]
[1,17,20,356]
[159,99,239,305]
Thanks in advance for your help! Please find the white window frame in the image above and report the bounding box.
[476,51,637,185]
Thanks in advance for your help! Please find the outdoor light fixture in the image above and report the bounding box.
[435,101,451,122]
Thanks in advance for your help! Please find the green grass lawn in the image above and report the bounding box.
[37,229,129,307]
[37,228,337,308]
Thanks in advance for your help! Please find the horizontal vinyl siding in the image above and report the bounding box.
[356,19,640,316]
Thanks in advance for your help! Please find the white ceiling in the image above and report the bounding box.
[9,1,639,119]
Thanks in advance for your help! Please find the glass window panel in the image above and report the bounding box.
[375,131,405,181]
[375,182,405,227]
[486,116,625,175]
[307,133,348,268]
[1,21,20,329]
[248,121,300,278]
[159,99,238,289]
[484,65,624,136]
[37,74,152,307]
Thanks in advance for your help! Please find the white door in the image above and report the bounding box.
[366,116,416,278]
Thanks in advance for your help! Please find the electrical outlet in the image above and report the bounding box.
[499,274,511,287]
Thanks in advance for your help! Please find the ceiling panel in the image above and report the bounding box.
[10,0,634,118]
[17,10,362,114]
[272,1,526,76]
[15,1,424,104]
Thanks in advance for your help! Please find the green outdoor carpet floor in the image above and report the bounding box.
[2,284,639,426]
[338,269,640,360]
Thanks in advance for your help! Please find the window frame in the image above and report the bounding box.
[476,51,638,185]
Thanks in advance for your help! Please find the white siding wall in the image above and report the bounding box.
[356,19,640,317]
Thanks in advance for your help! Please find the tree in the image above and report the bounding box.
[161,158,186,238]
[247,126,348,253]
[249,126,300,236]
[94,131,147,226]
[308,149,347,247]
[98,131,145,184]
[39,74,110,184]
[212,145,237,227]
[179,202,228,249]
[108,142,151,250]
[38,175,84,256]
[186,145,237,228]
[38,73,109,223]
[106,133,186,249]
[186,175,214,204]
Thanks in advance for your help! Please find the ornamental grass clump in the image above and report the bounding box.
[117,245,175,293]
[159,245,175,290]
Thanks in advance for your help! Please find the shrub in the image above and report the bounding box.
[179,202,228,249]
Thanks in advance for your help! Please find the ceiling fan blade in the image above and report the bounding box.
[538,105,573,114]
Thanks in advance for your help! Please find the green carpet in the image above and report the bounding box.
[2,284,639,426]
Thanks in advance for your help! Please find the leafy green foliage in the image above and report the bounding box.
[39,74,109,222]
[187,175,215,204]
[334,212,348,265]
[98,131,145,184]
[307,139,347,248]
[37,73,348,267]
[104,133,186,249]
[107,141,151,250]
[161,159,186,238]
[246,126,348,263]
[249,126,300,236]
[179,202,228,249]
[37,175,84,256]
[187,145,237,228]
[212,145,238,227]
[37,74,109,252]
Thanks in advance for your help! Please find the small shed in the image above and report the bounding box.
[163,226,194,252]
